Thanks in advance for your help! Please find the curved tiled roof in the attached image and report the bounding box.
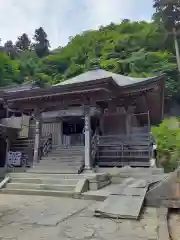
[55,69,162,87]
[3,82,39,93]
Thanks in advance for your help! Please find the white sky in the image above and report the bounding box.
[0,0,153,48]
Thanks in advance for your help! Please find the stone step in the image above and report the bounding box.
[53,149,84,153]
[40,158,83,162]
[48,154,84,158]
[41,156,84,161]
[36,165,83,170]
[38,163,83,167]
[51,148,84,152]
[6,183,75,191]
[9,173,84,179]
[54,146,84,149]
[52,148,84,151]
[31,169,81,174]
[0,188,74,198]
[34,164,82,168]
[38,161,83,166]
[42,153,84,157]
[27,168,81,174]
[11,178,78,185]
[47,153,84,157]
[33,167,82,172]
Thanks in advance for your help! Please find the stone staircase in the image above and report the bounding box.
[28,145,85,174]
[1,172,86,197]
[1,145,89,197]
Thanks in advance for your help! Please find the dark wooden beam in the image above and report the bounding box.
[7,90,113,111]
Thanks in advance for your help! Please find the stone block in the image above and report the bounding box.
[74,179,89,198]
[88,173,111,190]
[89,180,111,190]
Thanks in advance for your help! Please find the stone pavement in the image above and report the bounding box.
[0,194,159,239]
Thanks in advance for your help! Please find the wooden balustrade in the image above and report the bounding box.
[97,132,153,167]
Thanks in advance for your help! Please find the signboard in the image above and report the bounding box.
[42,107,100,119]
[8,151,22,166]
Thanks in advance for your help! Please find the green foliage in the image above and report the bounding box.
[18,51,41,82]
[0,52,19,86]
[152,117,180,172]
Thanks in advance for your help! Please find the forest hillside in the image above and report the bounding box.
[0,1,180,107]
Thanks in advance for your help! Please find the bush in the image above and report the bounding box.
[152,117,180,173]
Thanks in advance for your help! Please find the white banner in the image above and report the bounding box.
[8,151,22,166]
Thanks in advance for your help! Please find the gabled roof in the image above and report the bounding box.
[54,69,162,87]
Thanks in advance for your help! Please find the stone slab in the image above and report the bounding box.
[0,195,93,227]
[128,179,148,188]
[95,193,145,219]
[111,186,147,196]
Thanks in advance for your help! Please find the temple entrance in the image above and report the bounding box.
[0,138,7,167]
[62,116,99,146]
[63,117,84,135]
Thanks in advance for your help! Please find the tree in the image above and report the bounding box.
[4,40,18,59]
[152,117,180,172]
[153,0,180,72]
[33,27,50,58]
[15,33,31,51]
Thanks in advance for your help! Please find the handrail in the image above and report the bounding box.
[91,132,99,166]
[40,133,52,158]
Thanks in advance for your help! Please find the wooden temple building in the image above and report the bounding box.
[0,69,165,173]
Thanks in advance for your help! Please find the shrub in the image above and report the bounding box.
[152,117,180,173]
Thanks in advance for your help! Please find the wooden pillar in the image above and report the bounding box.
[5,137,9,169]
[126,114,130,137]
[84,105,91,170]
[33,109,41,166]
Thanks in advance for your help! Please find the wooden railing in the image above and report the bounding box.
[8,134,52,170]
[97,133,153,167]
[40,134,52,158]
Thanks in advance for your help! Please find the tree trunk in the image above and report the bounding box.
[173,28,180,73]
